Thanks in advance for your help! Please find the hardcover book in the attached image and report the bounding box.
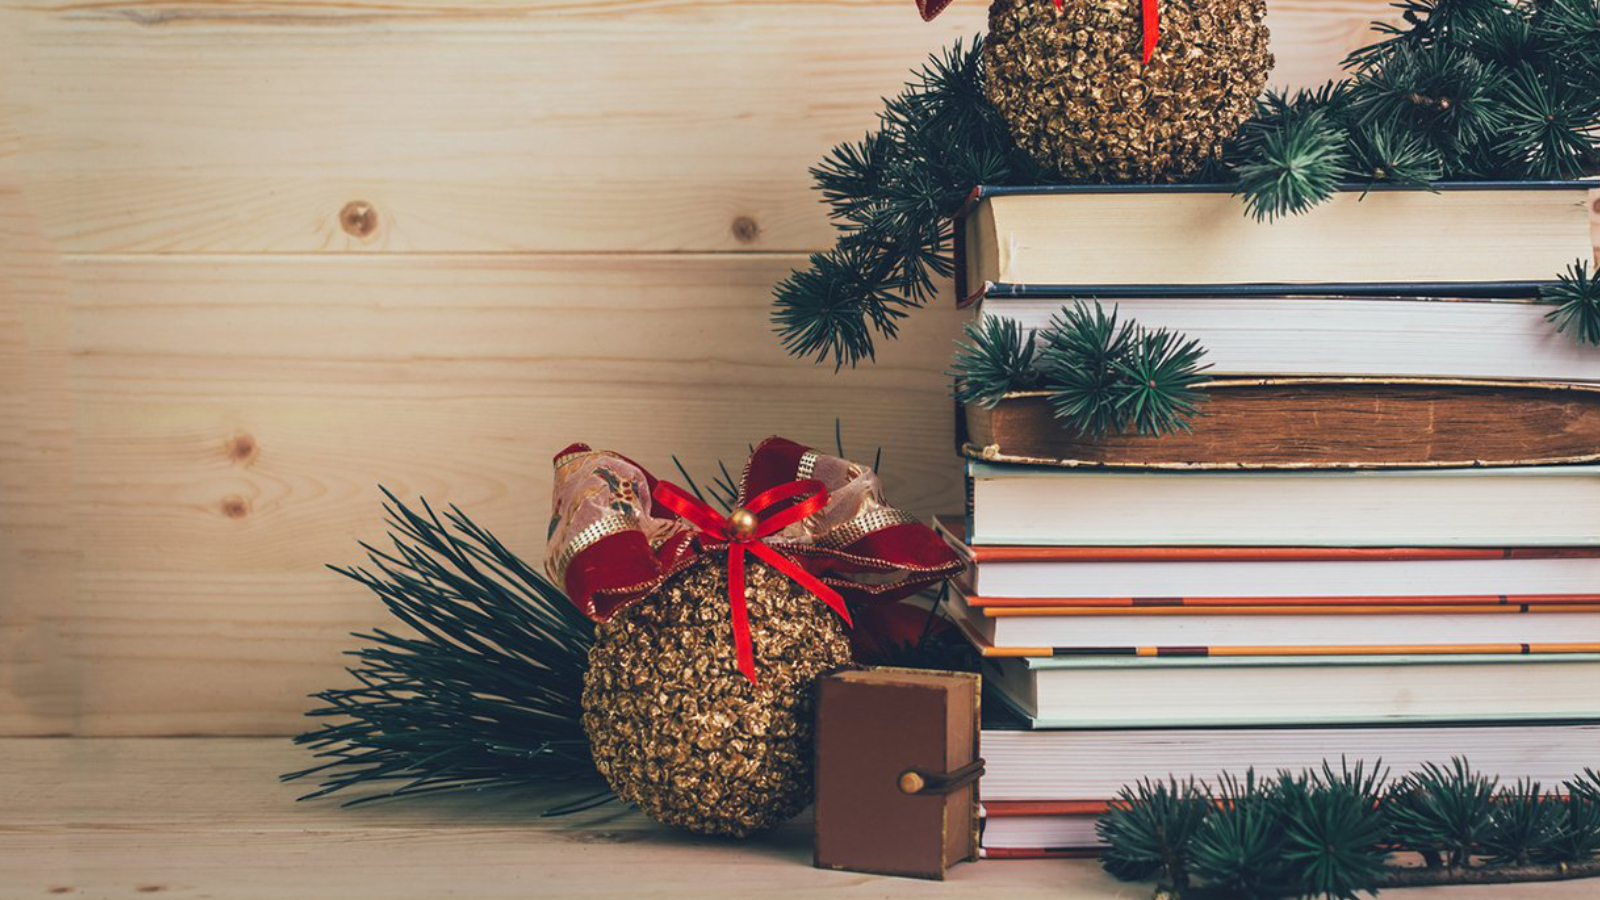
[960,379,1600,470]
[979,652,1600,728]
[948,586,1600,652]
[934,516,1600,601]
[971,296,1600,383]
[978,719,1600,801]
[954,181,1597,301]
[964,461,1600,547]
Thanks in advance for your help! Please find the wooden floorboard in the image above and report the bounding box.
[4,738,1600,899]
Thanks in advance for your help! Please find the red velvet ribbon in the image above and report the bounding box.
[652,478,853,684]
[916,0,1158,64]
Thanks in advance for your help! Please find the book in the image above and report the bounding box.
[972,297,1600,383]
[964,461,1600,547]
[955,182,1596,301]
[949,586,1600,652]
[959,379,1600,470]
[934,515,1600,598]
[981,800,1107,855]
[978,720,1600,801]
[934,516,1600,601]
[979,652,1600,728]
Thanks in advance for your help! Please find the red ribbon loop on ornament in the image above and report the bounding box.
[652,479,853,684]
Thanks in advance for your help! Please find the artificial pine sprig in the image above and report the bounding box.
[1542,259,1600,346]
[949,302,1210,437]
[949,315,1039,408]
[773,37,1039,369]
[1098,776,1212,887]
[1385,757,1499,868]
[284,489,603,806]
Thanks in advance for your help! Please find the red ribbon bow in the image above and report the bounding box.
[652,478,853,684]
[916,0,1159,65]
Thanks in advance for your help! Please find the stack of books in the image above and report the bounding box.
[946,181,1600,859]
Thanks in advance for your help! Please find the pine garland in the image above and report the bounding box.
[774,2,1600,365]
[1100,758,1600,899]
[949,301,1210,437]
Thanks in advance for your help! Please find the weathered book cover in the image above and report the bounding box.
[814,668,981,880]
[960,378,1600,470]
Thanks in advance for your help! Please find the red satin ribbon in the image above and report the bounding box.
[652,478,853,683]
[1141,0,1158,64]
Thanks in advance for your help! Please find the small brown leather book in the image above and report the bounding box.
[813,667,981,879]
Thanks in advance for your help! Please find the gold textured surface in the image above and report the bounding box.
[985,0,1273,181]
[582,556,855,837]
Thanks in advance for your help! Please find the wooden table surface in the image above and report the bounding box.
[6,738,1598,900]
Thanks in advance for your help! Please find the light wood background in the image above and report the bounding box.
[0,0,1560,737]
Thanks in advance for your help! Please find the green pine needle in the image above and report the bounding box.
[948,316,1039,408]
[1097,777,1211,887]
[1038,302,1211,437]
[1386,757,1499,868]
[1542,259,1600,346]
[1484,779,1567,866]
[1276,766,1389,900]
[1233,106,1348,220]
[1188,771,1292,898]
[284,488,603,807]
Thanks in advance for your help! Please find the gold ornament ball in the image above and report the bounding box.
[985,0,1273,182]
[581,556,854,836]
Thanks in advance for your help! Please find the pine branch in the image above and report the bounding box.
[1232,103,1349,220]
[1039,302,1212,437]
[284,489,603,807]
[948,316,1039,408]
[1542,260,1600,346]
[772,37,1037,368]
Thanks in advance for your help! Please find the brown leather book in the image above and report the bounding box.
[960,378,1600,470]
[813,667,981,880]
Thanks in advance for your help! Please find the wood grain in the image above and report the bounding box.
[0,0,1404,254]
[4,737,1597,900]
[0,254,964,736]
[2,0,1593,738]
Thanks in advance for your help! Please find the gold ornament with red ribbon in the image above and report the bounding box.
[547,436,961,836]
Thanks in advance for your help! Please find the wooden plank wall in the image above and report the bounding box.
[0,0,1470,735]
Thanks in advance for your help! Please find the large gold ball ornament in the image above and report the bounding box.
[581,555,854,836]
[985,0,1273,182]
